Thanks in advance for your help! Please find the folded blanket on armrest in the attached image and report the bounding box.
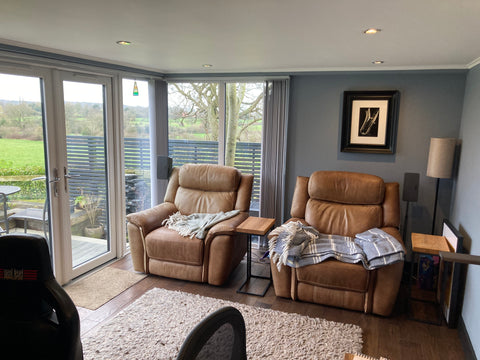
[162,210,240,240]
[354,228,405,269]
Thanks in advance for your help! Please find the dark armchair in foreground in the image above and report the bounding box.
[176,306,247,360]
[127,164,253,286]
[0,234,83,360]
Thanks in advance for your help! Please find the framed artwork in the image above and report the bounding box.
[439,219,463,328]
[341,90,399,154]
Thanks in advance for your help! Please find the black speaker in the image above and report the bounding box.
[403,172,419,202]
[157,156,172,179]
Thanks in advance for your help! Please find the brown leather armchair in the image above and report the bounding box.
[270,171,404,316]
[127,164,253,286]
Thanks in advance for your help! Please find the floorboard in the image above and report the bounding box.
[76,252,466,359]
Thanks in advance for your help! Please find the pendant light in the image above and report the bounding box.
[133,81,139,96]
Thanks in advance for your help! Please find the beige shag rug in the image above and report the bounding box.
[82,288,363,359]
[65,267,146,310]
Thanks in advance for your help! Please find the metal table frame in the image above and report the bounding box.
[0,186,21,234]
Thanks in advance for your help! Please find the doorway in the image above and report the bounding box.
[0,69,118,284]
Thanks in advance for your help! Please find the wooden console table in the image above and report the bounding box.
[236,216,275,296]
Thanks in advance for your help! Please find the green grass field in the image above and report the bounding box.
[0,138,45,175]
[0,138,46,200]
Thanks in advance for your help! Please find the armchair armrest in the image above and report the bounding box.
[127,202,177,236]
[205,212,250,240]
[267,218,308,240]
[45,279,82,359]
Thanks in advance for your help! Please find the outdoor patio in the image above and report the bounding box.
[5,227,107,268]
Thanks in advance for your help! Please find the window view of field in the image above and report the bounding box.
[1,76,264,237]
[0,74,46,228]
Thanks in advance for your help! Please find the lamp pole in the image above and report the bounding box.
[431,177,440,235]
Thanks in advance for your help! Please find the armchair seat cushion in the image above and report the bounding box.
[146,228,204,266]
[296,260,370,292]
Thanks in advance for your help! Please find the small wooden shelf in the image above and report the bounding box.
[236,217,275,236]
[411,233,451,255]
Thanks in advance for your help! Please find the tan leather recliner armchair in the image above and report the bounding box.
[127,164,253,286]
[270,171,404,316]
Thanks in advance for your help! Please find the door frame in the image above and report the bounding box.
[53,70,120,282]
[0,63,126,285]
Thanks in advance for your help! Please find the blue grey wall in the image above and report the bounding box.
[285,71,466,248]
[452,64,480,357]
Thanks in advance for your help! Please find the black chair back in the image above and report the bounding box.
[0,234,83,360]
[176,306,247,360]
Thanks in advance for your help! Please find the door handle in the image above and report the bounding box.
[49,168,61,197]
[64,167,80,192]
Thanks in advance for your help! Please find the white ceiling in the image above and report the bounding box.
[1,0,480,74]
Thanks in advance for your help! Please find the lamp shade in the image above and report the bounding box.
[426,137,456,179]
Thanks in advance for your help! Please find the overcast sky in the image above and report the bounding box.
[0,74,149,107]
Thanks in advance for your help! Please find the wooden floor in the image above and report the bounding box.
[77,252,466,360]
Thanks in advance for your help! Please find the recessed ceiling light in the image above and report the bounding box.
[116,40,132,46]
[202,64,213,68]
[364,28,381,35]
[372,60,385,64]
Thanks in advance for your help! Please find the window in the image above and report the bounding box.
[122,79,151,241]
[167,82,264,212]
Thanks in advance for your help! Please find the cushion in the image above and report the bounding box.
[179,164,241,192]
[305,200,383,237]
[308,171,385,205]
[296,259,370,292]
[145,227,204,266]
[175,188,237,214]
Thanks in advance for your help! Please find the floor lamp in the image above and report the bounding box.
[426,138,456,235]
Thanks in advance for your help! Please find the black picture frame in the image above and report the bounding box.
[440,219,463,328]
[341,90,399,154]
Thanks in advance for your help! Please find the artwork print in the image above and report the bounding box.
[341,91,399,154]
[358,107,379,137]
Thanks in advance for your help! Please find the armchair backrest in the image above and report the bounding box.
[0,234,83,359]
[290,171,400,237]
[164,164,253,214]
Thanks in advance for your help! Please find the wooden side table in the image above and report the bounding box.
[409,232,452,324]
[236,216,275,296]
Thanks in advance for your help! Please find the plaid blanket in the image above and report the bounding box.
[269,221,404,271]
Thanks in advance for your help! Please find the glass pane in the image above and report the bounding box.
[0,73,50,247]
[63,81,109,267]
[122,79,151,243]
[225,83,264,213]
[168,83,220,166]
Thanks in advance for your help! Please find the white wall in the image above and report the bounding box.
[452,63,480,357]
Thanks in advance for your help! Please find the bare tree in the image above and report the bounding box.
[170,82,264,165]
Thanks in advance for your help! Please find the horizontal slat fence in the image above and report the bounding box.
[66,136,261,213]
[168,140,261,211]
[66,135,108,225]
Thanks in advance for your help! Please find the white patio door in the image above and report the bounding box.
[0,64,122,284]
[51,71,117,283]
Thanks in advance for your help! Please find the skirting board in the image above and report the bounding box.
[458,316,477,360]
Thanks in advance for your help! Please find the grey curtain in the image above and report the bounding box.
[149,79,169,205]
[260,79,290,226]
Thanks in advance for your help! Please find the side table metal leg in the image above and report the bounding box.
[237,233,271,296]
[1,194,7,234]
[246,234,252,279]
